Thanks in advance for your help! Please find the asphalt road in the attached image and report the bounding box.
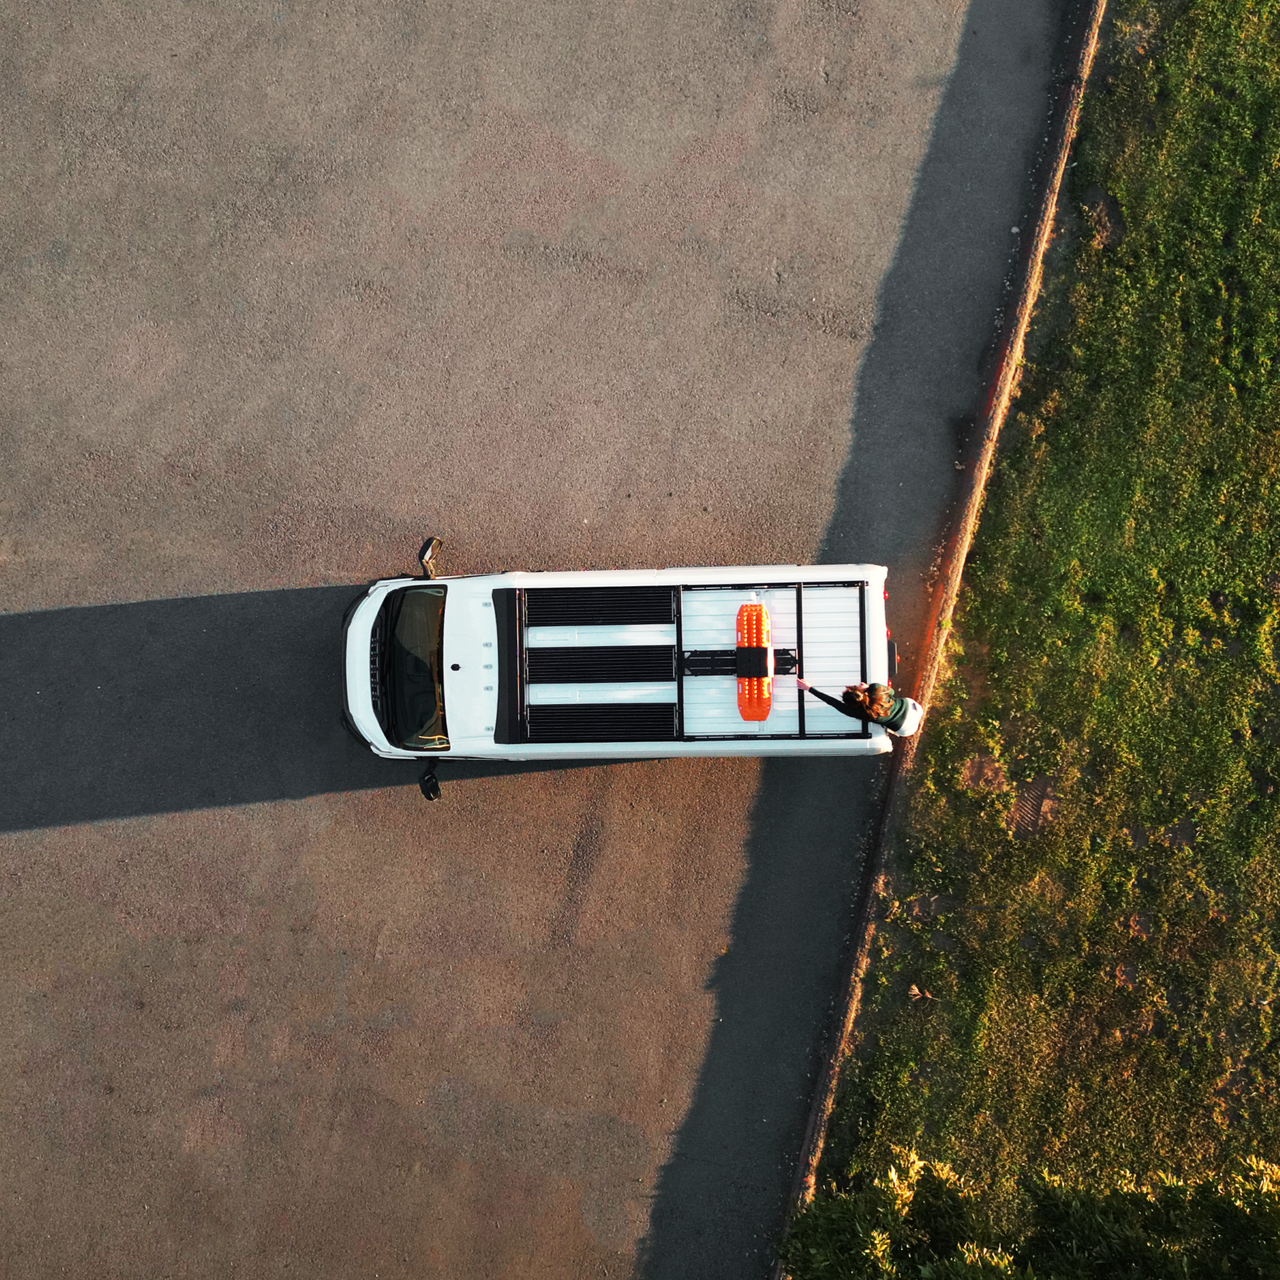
[1,0,1070,1275]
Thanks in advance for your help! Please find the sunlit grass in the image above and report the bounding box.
[789,0,1280,1270]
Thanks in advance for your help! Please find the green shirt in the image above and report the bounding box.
[806,686,910,731]
[871,692,911,733]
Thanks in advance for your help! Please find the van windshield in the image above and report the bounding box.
[387,586,448,750]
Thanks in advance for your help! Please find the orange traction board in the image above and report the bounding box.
[736,602,773,721]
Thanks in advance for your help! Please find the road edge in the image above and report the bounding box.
[771,0,1110,1271]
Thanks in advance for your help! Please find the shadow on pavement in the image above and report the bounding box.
[0,586,567,834]
[637,754,889,1277]
[638,0,1078,1274]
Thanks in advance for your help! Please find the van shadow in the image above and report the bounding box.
[0,586,564,834]
[637,753,890,1277]
[636,0,1080,1274]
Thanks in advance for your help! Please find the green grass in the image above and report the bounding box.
[786,0,1280,1271]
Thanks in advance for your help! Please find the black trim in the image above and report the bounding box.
[680,580,863,593]
[887,639,899,679]
[858,581,868,686]
[674,588,685,737]
[681,732,870,741]
[339,705,369,747]
[683,650,737,676]
[369,591,396,738]
[796,584,805,738]
[492,589,522,744]
[518,590,528,734]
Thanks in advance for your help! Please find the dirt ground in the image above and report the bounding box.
[0,0,1065,1274]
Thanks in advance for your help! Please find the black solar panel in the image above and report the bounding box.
[527,645,676,683]
[525,703,678,742]
[524,587,675,627]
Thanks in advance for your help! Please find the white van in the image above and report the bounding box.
[342,541,900,797]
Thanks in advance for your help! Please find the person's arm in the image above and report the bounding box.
[797,681,864,719]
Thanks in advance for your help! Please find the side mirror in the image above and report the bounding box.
[418,537,443,579]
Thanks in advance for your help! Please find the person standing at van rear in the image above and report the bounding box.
[796,679,923,737]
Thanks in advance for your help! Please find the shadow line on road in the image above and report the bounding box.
[636,0,1079,1274]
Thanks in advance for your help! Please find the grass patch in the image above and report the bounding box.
[787,0,1280,1271]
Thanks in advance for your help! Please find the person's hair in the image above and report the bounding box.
[843,683,896,719]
